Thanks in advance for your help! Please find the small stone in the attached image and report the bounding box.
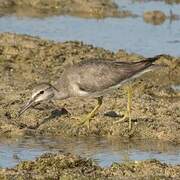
[143,10,166,25]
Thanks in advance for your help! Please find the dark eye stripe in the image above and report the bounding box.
[39,90,44,94]
[35,86,52,99]
[34,90,45,99]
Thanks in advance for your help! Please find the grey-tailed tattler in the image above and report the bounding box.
[18,55,166,129]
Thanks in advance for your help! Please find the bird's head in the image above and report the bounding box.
[18,83,57,116]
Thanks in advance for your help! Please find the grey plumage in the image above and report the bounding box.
[19,55,165,116]
[53,57,160,98]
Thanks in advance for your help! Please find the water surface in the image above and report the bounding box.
[0,0,179,57]
[0,136,180,168]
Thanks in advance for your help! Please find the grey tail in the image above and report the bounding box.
[147,54,170,63]
[145,54,168,63]
[126,54,168,80]
[129,54,168,76]
[134,54,169,69]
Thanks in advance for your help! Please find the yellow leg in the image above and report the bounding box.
[79,96,103,128]
[114,85,133,130]
[127,85,132,130]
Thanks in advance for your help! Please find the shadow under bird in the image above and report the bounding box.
[18,55,166,129]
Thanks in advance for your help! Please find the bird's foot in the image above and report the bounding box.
[70,114,92,129]
[71,97,103,130]
[113,111,132,130]
[78,115,92,129]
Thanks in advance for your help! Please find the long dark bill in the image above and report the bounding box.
[18,98,35,117]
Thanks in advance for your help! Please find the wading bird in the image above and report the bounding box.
[19,55,166,130]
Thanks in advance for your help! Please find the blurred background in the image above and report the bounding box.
[0,0,180,57]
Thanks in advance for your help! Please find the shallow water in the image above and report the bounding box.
[0,0,180,57]
[0,136,180,168]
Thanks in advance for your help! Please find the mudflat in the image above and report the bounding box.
[0,33,179,143]
[0,0,132,18]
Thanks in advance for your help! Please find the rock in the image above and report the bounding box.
[143,10,166,25]
[0,152,179,179]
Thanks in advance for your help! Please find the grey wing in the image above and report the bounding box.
[55,59,153,97]
[71,61,138,93]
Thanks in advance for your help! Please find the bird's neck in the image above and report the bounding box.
[53,87,69,100]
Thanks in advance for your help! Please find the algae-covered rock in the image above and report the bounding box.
[0,32,179,143]
[0,152,179,179]
[143,10,166,25]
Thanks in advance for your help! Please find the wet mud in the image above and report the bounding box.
[0,0,132,18]
[1,0,179,25]
[0,33,179,143]
[0,152,179,179]
[161,0,180,4]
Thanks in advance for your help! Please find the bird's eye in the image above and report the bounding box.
[39,90,44,95]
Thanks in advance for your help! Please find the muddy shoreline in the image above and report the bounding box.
[0,152,179,179]
[0,0,132,18]
[0,33,179,143]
